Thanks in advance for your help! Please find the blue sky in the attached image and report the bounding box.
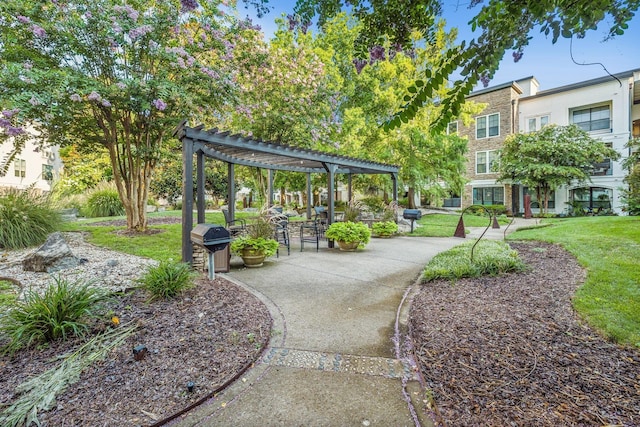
[241,0,640,91]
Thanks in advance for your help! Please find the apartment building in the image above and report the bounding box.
[0,137,62,193]
[449,68,640,215]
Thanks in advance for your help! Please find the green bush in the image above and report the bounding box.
[360,196,386,214]
[325,221,371,247]
[0,277,107,354]
[372,221,398,236]
[138,261,195,300]
[0,188,60,249]
[422,240,526,282]
[84,184,124,218]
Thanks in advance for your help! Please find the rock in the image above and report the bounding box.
[22,232,80,273]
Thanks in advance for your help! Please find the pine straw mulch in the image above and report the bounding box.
[410,241,640,427]
[0,277,271,426]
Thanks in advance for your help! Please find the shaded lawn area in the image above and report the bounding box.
[407,212,511,237]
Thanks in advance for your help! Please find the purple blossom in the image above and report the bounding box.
[29,97,41,106]
[6,126,25,136]
[84,11,92,19]
[480,74,491,87]
[16,15,31,24]
[200,67,219,79]
[31,25,47,38]
[153,99,167,111]
[101,99,112,107]
[23,62,33,70]
[369,45,385,62]
[128,25,153,40]
[69,94,82,102]
[180,0,199,12]
[148,40,159,50]
[2,109,19,119]
[116,82,126,90]
[512,50,523,63]
[353,58,367,74]
[87,91,101,101]
[0,118,10,127]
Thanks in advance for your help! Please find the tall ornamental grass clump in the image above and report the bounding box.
[83,182,124,218]
[0,188,60,249]
[138,261,195,301]
[0,277,107,354]
[423,240,526,282]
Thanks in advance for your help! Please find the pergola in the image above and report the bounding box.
[174,122,399,263]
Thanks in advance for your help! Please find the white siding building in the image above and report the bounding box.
[516,69,640,214]
[0,136,62,193]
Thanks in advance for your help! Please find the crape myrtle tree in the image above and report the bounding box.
[497,124,620,215]
[292,0,639,132]
[0,0,262,231]
[621,137,640,215]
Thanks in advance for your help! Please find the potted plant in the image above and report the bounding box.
[230,213,279,267]
[371,221,398,238]
[325,221,371,251]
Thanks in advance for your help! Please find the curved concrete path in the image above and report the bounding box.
[172,218,534,427]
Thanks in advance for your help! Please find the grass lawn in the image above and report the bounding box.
[408,213,510,237]
[509,216,640,348]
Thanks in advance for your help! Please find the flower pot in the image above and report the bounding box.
[337,240,359,252]
[241,247,266,268]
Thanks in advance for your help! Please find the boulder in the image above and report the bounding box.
[22,232,80,273]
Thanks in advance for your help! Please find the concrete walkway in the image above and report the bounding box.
[172,218,535,427]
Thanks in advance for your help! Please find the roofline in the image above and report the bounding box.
[521,68,639,100]
[467,78,529,98]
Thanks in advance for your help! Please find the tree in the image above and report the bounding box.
[497,124,620,215]
[0,0,260,230]
[621,138,640,215]
[293,0,639,132]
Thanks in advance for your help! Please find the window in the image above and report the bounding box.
[527,115,549,132]
[476,113,500,139]
[14,159,26,178]
[476,150,500,174]
[572,105,610,132]
[42,164,53,181]
[473,187,504,205]
[571,187,612,212]
[591,143,613,176]
[523,186,555,209]
[447,121,458,135]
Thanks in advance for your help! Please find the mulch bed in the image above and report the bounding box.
[410,241,640,426]
[0,277,271,426]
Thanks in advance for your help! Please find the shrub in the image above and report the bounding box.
[138,261,195,300]
[360,196,386,214]
[0,277,107,354]
[372,221,398,236]
[422,240,526,282]
[325,221,371,246]
[0,188,60,249]
[83,182,124,218]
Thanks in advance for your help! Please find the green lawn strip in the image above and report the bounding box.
[508,216,640,348]
[408,213,509,237]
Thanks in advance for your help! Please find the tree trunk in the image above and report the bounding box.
[407,187,416,209]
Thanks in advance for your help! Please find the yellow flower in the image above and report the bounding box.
[111,316,120,326]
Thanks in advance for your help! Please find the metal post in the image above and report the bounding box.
[208,252,215,280]
[196,150,205,224]
[182,139,194,264]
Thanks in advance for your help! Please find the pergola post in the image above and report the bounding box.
[268,169,274,208]
[181,139,194,263]
[391,172,398,203]
[196,150,205,224]
[306,173,312,219]
[227,162,235,220]
[347,174,353,202]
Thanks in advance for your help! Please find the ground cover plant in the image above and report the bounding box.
[137,261,196,301]
[0,189,60,249]
[508,216,640,347]
[0,277,107,355]
[422,239,526,281]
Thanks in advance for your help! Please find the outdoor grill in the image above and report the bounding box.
[402,209,422,233]
[191,224,231,279]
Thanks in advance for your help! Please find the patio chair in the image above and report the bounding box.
[221,208,246,237]
[267,208,290,257]
[300,208,326,252]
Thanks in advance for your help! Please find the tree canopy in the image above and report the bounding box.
[0,0,260,230]
[292,0,639,132]
[497,124,620,214]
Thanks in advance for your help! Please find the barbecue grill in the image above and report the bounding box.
[402,209,422,233]
[191,224,231,279]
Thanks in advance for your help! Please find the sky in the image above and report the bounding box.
[239,0,640,92]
